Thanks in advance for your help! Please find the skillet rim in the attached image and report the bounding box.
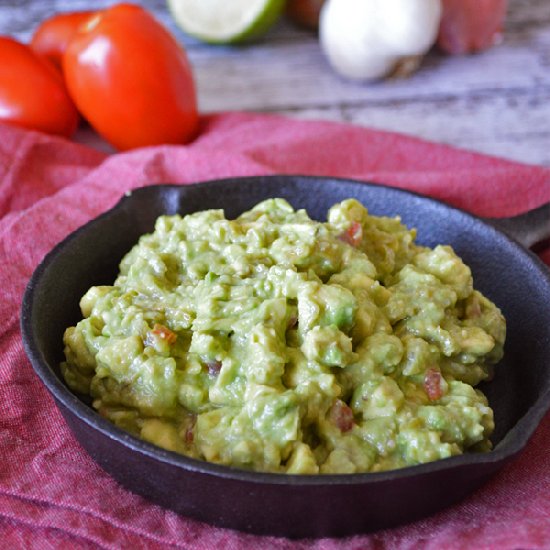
[20,175,550,487]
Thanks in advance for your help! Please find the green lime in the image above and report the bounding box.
[167,0,286,44]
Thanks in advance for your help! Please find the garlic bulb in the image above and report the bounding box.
[320,0,442,80]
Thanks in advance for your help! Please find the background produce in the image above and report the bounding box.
[319,0,443,80]
[437,0,508,54]
[285,0,324,29]
[63,4,198,150]
[30,10,95,67]
[167,0,286,44]
[0,36,78,136]
[0,0,516,150]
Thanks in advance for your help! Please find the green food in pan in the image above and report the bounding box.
[61,198,505,474]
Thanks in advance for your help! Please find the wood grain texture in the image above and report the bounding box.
[0,0,548,166]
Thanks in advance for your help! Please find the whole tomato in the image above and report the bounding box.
[0,37,78,137]
[31,11,96,68]
[286,0,325,30]
[63,3,199,151]
[438,0,508,54]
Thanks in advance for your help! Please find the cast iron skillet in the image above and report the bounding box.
[20,176,550,538]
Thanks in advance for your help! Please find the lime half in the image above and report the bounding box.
[167,0,286,44]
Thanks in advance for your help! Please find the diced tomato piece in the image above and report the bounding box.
[338,221,363,247]
[424,368,443,401]
[205,360,222,377]
[151,323,177,345]
[185,415,196,444]
[329,399,354,432]
[185,426,194,444]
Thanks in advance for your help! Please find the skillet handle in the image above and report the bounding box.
[485,201,550,250]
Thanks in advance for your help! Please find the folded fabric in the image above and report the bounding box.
[1,113,549,549]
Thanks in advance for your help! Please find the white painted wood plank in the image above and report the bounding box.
[279,90,550,166]
[191,33,550,112]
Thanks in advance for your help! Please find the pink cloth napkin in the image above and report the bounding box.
[1,112,549,549]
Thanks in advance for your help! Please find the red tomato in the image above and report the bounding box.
[329,400,354,432]
[424,368,443,401]
[150,323,177,345]
[63,3,199,151]
[286,0,325,30]
[31,11,96,68]
[438,0,508,55]
[0,37,79,137]
[338,221,363,247]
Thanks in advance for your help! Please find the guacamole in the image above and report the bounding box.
[61,198,505,474]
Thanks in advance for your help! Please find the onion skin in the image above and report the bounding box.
[437,0,507,55]
[286,0,325,30]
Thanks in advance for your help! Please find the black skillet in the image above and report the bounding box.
[20,175,550,538]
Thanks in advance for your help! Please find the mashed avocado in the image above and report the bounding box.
[61,198,505,474]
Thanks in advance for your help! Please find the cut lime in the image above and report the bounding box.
[167,0,286,44]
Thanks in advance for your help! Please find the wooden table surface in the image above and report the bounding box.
[1,0,549,166]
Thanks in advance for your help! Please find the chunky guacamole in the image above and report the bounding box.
[61,198,505,474]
